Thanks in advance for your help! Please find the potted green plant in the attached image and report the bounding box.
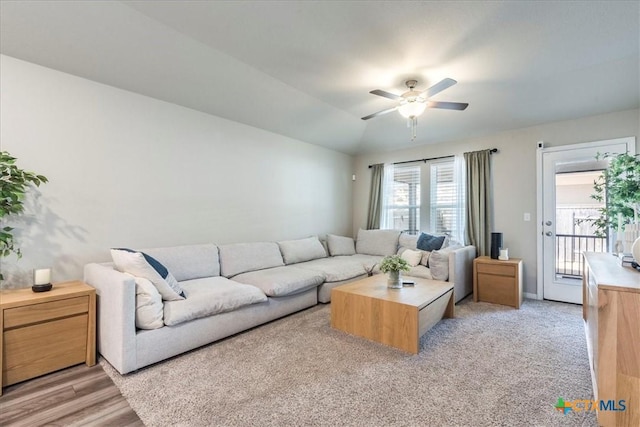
[581,152,640,239]
[379,254,410,289]
[0,151,48,280]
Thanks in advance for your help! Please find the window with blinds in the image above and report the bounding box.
[430,161,458,236]
[386,165,421,234]
[381,158,463,241]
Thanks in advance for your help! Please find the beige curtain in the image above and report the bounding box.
[366,164,384,229]
[464,150,492,256]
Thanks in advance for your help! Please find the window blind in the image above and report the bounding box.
[385,164,421,234]
[430,161,458,236]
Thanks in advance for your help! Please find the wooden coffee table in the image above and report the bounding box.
[330,275,454,354]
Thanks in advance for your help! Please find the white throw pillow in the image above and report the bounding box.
[111,248,185,301]
[133,276,164,330]
[429,245,462,281]
[327,234,356,256]
[400,249,423,267]
[428,249,449,281]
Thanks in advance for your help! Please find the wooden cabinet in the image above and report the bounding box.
[473,256,523,308]
[583,253,639,427]
[1,281,96,395]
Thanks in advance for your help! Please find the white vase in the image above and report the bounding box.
[632,236,640,264]
[387,271,403,289]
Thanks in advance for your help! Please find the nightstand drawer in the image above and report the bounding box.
[477,274,517,306]
[3,296,89,329]
[3,314,88,386]
[476,262,515,277]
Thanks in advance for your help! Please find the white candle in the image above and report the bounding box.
[34,268,51,285]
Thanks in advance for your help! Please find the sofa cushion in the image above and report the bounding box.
[400,249,423,267]
[319,238,329,256]
[347,253,383,265]
[219,242,285,278]
[327,234,356,256]
[143,244,220,281]
[407,265,433,280]
[421,251,432,267]
[429,245,462,281]
[398,233,419,250]
[233,266,324,297]
[296,257,367,282]
[398,246,431,266]
[355,229,401,256]
[277,236,327,265]
[416,232,447,251]
[133,276,164,330]
[111,248,185,301]
[163,277,267,326]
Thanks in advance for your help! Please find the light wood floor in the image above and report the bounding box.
[0,363,143,426]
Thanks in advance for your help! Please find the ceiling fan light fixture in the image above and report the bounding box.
[398,100,426,118]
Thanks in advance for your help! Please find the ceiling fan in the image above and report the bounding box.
[362,78,469,140]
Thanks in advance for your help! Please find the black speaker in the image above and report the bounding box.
[491,232,503,259]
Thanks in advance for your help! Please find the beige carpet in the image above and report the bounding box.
[101,297,597,427]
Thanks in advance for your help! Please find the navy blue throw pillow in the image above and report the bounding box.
[416,233,446,251]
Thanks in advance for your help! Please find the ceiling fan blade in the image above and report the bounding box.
[369,89,403,101]
[423,78,457,98]
[426,101,469,111]
[361,106,399,120]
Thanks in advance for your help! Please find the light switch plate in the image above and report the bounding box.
[524,213,531,221]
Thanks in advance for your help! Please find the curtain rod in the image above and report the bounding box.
[368,148,498,168]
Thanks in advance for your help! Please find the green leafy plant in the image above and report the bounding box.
[379,255,410,274]
[582,152,640,237]
[0,151,48,279]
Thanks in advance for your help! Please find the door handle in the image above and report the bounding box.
[545,231,553,236]
[545,221,552,226]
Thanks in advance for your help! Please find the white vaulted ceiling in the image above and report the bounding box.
[1,1,638,154]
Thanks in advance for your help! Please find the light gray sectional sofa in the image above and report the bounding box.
[84,230,475,374]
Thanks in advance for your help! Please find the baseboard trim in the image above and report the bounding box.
[524,292,540,300]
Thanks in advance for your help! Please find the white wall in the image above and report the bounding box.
[353,109,639,295]
[0,56,354,288]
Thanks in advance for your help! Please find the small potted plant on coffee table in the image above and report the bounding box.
[379,254,410,289]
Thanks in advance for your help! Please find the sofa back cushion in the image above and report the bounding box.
[355,229,401,256]
[398,233,419,250]
[218,242,285,277]
[143,244,220,281]
[327,234,356,256]
[277,236,327,265]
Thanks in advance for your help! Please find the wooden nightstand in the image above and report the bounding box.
[1,281,96,395]
[473,256,523,308]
